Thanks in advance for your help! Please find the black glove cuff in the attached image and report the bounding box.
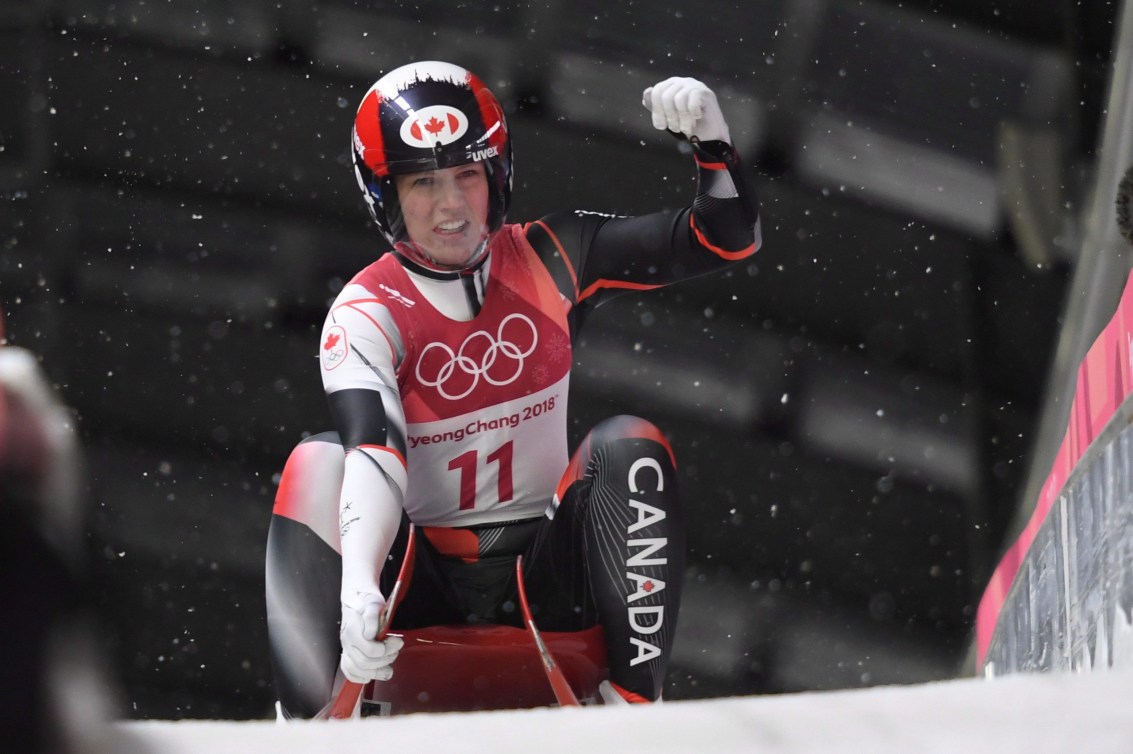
[690,138,739,164]
[690,139,759,232]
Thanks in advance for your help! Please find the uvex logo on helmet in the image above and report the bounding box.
[399,105,469,148]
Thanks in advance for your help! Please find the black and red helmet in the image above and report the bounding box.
[351,61,513,253]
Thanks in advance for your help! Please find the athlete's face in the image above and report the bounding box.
[395,162,490,269]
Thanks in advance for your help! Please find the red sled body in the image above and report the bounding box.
[359,623,608,715]
[319,528,609,718]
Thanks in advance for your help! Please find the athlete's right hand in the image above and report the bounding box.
[340,594,404,683]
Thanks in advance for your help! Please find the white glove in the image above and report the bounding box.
[339,594,404,683]
[642,77,731,144]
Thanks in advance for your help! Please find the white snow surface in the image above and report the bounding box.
[110,669,1133,754]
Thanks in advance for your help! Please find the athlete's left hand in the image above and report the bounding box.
[642,77,731,144]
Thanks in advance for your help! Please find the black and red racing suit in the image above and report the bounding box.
[267,137,761,716]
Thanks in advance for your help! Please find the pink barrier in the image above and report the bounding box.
[976,268,1133,664]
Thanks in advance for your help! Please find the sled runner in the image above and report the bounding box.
[318,527,607,718]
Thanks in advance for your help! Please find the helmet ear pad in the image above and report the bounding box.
[372,175,406,244]
[352,153,407,246]
[483,157,511,235]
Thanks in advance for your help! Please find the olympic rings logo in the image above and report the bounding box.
[415,314,538,400]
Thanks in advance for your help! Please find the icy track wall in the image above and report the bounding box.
[978,269,1133,674]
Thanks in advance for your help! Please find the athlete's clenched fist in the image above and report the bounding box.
[642,76,731,144]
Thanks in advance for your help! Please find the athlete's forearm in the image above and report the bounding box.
[529,143,761,311]
[326,386,409,606]
[338,450,404,606]
[688,139,761,258]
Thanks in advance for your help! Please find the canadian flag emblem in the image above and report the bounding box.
[399,105,469,148]
[321,325,348,371]
[410,113,460,143]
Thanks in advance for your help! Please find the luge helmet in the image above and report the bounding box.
[351,61,512,264]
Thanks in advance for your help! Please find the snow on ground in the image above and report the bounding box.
[108,669,1133,754]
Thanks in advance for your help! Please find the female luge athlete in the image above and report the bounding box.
[266,60,761,718]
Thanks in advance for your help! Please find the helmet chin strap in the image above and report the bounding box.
[398,233,492,273]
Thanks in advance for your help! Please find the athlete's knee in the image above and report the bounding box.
[581,416,682,534]
[274,432,346,550]
[587,415,675,469]
[589,414,659,443]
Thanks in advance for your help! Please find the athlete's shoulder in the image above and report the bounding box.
[323,253,412,363]
[523,210,624,267]
[524,210,622,250]
[347,251,402,291]
[330,254,417,312]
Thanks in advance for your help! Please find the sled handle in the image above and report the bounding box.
[516,555,581,707]
[319,524,417,720]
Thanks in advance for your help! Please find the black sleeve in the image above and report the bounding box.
[525,139,760,314]
[326,388,395,453]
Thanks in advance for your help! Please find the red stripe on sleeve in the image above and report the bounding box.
[530,220,580,299]
[689,214,756,261]
[578,278,662,303]
[694,156,727,170]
